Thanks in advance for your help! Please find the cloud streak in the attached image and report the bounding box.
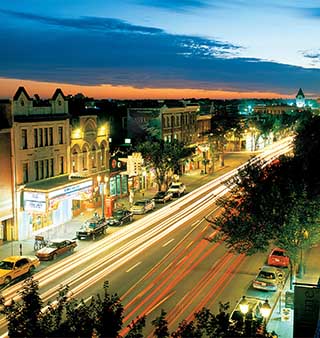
[1,9,320,95]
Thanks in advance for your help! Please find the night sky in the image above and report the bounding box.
[1,0,320,99]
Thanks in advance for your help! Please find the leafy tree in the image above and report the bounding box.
[0,277,43,338]
[207,114,320,283]
[152,309,170,338]
[136,139,195,191]
[94,281,124,338]
[126,315,146,338]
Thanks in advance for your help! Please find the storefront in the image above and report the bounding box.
[20,177,93,239]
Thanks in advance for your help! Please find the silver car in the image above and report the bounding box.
[252,265,284,291]
[130,199,155,214]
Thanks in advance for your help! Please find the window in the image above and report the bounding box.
[50,159,54,177]
[60,156,64,174]
[23,163,29,183]
[39,160,44,179]
[44,128,48,146]
[83,148,88,170]
[58,127,63,144]
[49,127,53,146]
[45,159,49,178]
[21,129,28,149]
[39,128,43,147]
[34,129,38,148]
[34,161,39,180]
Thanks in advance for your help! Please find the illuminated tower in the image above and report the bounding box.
[296,88,305,108]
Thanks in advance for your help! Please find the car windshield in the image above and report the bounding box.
[171,184,180,188]
[273,250,285,257]
[156,192,165,197]
[134,201,146,206]
[113,210,124,216]
[48,242,60,248]
[0,261,14,270]
[258,271,276,280]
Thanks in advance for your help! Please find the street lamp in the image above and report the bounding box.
[239,296,249,330]
[239,296,249,316]
[261,299,271,332]
[97,175,108,219]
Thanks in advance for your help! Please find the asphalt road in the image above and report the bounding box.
[0,138,293,337]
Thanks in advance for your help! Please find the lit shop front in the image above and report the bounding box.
[21,178,92,239]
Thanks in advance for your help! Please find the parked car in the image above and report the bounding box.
[167,182,186,197]
[267,247,290,268]
[35,239,77,261]
[252,265,285,291]
[130,199,155,214]
[76,216,108,240]
[153,191,173,203]
[0,256,40,286]
[106,209,134,226]
[229,296,264,325]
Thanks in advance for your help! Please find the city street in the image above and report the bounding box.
[1,139,316,337]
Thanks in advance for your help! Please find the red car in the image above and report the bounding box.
[267,248,290,268]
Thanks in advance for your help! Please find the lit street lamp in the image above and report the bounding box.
[239,296,249,331]
[261,299,271,332]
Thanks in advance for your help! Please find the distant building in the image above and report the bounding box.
[127,100,199,145]
[295,88,305,108]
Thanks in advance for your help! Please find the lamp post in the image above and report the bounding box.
[261,299,271,333]
[97,175,108,219]
[239,296,249,331]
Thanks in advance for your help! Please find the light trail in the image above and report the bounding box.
[0,137,294,337]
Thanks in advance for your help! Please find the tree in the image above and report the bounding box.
[207,115,320,283]
[136,139,195,191]
[0,277,42,338]
[126,315,146,338]
[152,309,170,338]
[95,281,124,338]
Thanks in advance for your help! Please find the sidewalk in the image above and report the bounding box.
[267,244,320,337]
[1,152,251,259]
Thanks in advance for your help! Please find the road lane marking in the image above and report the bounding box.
[146,290,176,315]
[191,220,200,227]
[126,261,142,273]
[163,239,174,247]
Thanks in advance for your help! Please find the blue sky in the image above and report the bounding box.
[1,0,320,98]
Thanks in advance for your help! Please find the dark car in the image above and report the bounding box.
[76,217,108,240]
[153,191,173,203]
[35,239,77,261]
[106,209,134,226]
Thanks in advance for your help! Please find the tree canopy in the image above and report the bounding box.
[136,139,195,191]
[209,114,320,270]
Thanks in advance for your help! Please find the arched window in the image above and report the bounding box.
[91,144,98,169]
[82,145,89,170]
[71,146,80,172]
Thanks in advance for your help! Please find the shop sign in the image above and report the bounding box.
[24,191,46,202]
[294,285,320,338]
[48,187,92,209]
[48,180,92,199]
[24,200,46,213]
